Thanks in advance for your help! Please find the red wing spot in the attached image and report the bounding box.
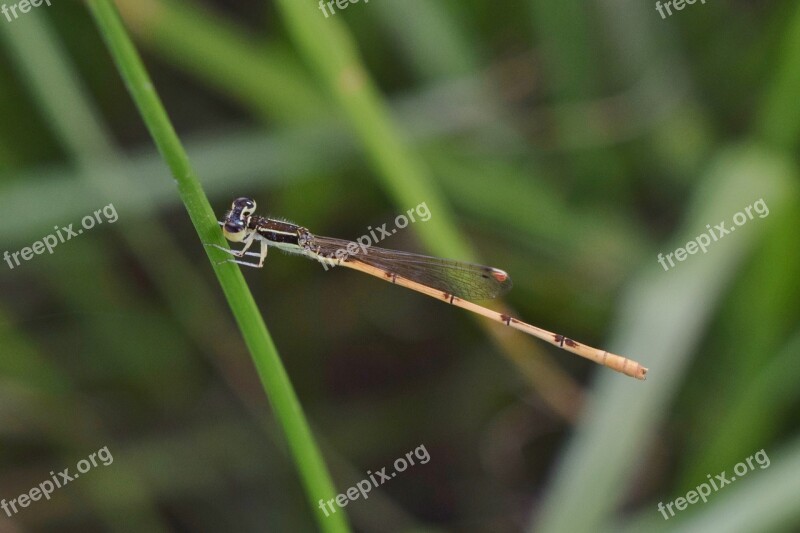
[491,269,509,282]
[554,334,564,346]
[564,338,579,348]
[500,314,512,325]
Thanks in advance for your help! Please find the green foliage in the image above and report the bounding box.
[0,0,798,531]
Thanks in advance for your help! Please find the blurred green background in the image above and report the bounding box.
[0,0,799,531]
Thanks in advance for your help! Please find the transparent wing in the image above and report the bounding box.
[312,236,512,300]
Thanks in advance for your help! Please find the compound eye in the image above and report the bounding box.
[233,197,256,215]
[233,197,255,208]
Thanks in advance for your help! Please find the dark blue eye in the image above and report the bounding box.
[233,197,255,209]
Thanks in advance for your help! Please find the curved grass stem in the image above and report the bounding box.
[85,2,349,530]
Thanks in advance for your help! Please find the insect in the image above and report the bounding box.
[208,197,647,380]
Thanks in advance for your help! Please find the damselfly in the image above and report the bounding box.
[208,197,647,380]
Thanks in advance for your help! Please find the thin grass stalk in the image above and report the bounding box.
[273,0,584,419]
[84,2,349,530]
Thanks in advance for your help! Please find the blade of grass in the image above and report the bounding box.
[671,435,800,533]
[274,0,584,420]
[274,1,468,259]
[678,329,800,502]
[615,433,800,533]
[84,2,349,530]
[531,145,797,532]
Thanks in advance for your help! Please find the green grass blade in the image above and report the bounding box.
[273,0,471,260]
[84,2,349,530]
[671,436,800,533]
[532,146,797,532]
[273,0,584,419]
